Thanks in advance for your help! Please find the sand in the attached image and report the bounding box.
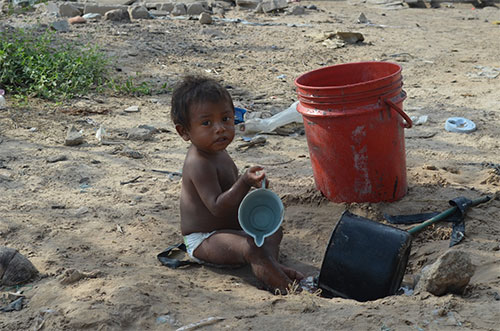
[1,1,499,330]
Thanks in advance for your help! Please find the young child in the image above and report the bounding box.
[170,75,304,293]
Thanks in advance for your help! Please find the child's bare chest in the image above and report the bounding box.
[215,157,238,191]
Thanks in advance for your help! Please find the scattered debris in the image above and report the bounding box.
[95,125,106,143]
[64,125,84,146]
[445,117,476,133]
[127,127,153,141]
[151,169,182,180]
[0,296,24,312]
[237,135,267,151]
[68,16,86,24]
[120,176,141,185]
[58,268,102,285]
[467,65,500,79]
[176,316,225,331]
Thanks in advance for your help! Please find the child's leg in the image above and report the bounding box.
[193,230,301,292]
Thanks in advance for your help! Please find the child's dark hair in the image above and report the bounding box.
[171,75,234,130]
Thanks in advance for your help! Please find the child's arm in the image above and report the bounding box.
[190,161,265,218]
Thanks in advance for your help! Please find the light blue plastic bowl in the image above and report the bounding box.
[238,181,284,247]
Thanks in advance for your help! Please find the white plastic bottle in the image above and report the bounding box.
[0,89,6,110]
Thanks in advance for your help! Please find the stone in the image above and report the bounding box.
[84,4,127,15]
[104,8,131,22]
[64,125,84,146]
[187,2,205,15]
[128,5,151,19]
[68,16,87,24]
[288,5,305,15]
[171,3,187,16]
[199,12,212,24]
[0,247,39,286]
[51,20,70,32]
[127,127,153,141]
[59,3,82,17]
[405,0,427,8]
[158,3,175,12]
[149,10,169,17]
[415,250,475,296]
[261,0,287,13]
[124,105,140,112]
[236,0,260,9]
[46,155,68,163]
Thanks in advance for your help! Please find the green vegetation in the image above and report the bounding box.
[0,27,167,102]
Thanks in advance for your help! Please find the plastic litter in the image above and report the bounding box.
[237,101,302,134]
[445,117,476,133]
[234,107,246,124]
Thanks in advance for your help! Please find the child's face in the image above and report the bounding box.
[178,100,235,154]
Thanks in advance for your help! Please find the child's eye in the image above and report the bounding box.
[202,120,210,126]
[223,116,233,122]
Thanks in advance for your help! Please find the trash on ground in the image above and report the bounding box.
[176,316,225,331]
[236,135,267,151]
[410,115,428,125]
[466,65,500,79]
[237,101,302,135]
[445,117,476,133]
[0,247,39,286]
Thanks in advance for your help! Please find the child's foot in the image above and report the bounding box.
[279,264,305,281]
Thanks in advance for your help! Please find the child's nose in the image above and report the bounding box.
[214,122,225,133]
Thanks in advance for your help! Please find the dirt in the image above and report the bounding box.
[1,1,500,330]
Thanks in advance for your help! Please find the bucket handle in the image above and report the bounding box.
[383,90,413,129]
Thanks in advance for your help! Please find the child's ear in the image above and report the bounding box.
[175,124,190,141]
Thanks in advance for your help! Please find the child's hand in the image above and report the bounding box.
[243,166,267,189]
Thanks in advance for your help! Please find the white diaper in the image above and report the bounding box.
[183,231,216,262]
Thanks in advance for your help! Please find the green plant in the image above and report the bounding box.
[0,27,109,101]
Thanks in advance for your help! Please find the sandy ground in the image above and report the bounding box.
[1,0,500,330]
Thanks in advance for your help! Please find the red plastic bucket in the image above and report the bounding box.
[294,62,412,203]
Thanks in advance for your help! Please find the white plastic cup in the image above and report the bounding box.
[238,180,284,247]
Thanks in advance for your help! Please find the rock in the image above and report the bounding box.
[46,155,68,163]
[261,0,287,13]
[51,20,70,32]
[127,127,153,141]
[171,3,187,16]
[84,4,127,15]
[236,0,260,9]
[336,31,364,44]
[288,5,305,15]
[358,12,369,24]
[65,125,84,146]
[120,147,144,159]
[199,12,212,24]
[158,3,175,12]
[405,0,427,8]
[104,8,131,22]
[59,3,81,17]
[213,6,225,16]
[187,2,205,15]
[0,247,39,286]
[415,250,475,296]
[128,5,151,19]
[68,16,87,24]
[124,105,140,113]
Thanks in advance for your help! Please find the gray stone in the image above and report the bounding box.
[124,105,140,112]
[288,5,305,15]
[127,127,153,141]
[128,5,151,19]
[47,155,68,163]
[51,20,70,32]
[405,0,427,7]
[104,8,131,22]
[236,0,260,8]
[199,12,212,24]
[84,4,127,15]
[59,3,82,17]
[0,247,39,286]
[65,125,84,146]
[171,3,187,16]
[261,0,287,12]
[149,10,169,16]
[187,2,205,15]
[158,3,175,11]
[415,250,475,296]
[213,6,225,16]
